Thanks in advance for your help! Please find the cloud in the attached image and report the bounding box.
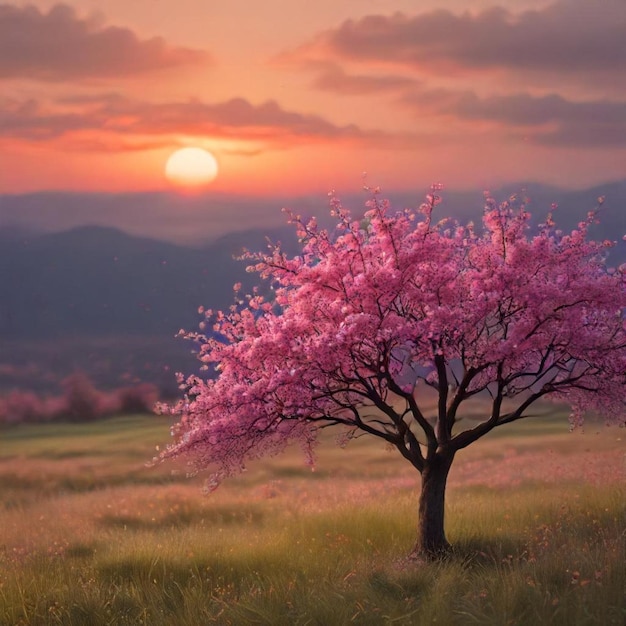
[400,88,626,148]
[0,93,425,151]
[121,97,362,140]
[0,98,90,138]
[0,3,208,81]
[283,1,626,81]
[272,0,626,152]
[7,87,621,152]
[309,63,417,96]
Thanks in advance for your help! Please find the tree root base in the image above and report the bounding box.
[407,542,452,564]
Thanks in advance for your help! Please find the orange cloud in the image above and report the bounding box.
[0,3,208,81]
[3,82,623,157]
[0,93,429,152]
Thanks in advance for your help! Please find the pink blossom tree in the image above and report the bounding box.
[159,188,626,559]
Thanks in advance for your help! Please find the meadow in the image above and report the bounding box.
[0,409,624,625]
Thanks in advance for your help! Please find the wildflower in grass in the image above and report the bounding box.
[158,187,626,559]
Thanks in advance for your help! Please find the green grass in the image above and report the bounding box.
[0,413,624,625]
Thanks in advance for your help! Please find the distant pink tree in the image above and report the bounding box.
[61,372,104,422]
[0,390,47,424]
[116,383,159,414]
[159,188,626,559]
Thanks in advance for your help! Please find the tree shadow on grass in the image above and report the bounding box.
[382,533,530,578]
[450,535,530,567]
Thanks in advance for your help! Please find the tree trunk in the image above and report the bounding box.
[410,451,455,560]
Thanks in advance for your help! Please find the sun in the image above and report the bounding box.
[165,147,219,188]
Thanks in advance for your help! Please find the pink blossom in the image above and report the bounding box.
[160,190,626,495]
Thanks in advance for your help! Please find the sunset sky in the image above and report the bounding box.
[2,0,625,196]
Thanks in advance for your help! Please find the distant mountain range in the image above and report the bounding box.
[2,180,625,245]
[1,181,624,394]
[0,224,299,339]
[0,223,300,394]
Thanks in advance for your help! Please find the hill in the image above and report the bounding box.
[0,224,297,394]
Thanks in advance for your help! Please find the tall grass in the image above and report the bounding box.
[0,414,624,624]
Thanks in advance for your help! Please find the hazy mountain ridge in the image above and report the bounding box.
[0,223,300,393]
[2,180,624,340]
[2,180,625,245]
[0,224,298,340]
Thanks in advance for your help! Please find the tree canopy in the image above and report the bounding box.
[159,189,625,503]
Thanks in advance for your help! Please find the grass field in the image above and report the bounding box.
[0,410,624,625]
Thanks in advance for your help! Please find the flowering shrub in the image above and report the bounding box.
[0,373,159,423]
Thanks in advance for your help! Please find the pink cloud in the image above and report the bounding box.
[273,1,626,151]
[0,3,208,81]
[399,87,626,148]
[296,62,417,96]
[282,1,626,82]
